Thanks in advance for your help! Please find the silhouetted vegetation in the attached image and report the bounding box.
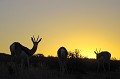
[0,52,120,79]
[0,52,120,72]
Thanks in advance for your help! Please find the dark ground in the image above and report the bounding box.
[0,53,120,79]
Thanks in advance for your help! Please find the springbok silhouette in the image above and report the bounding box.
[94,48,111,72]
[10,35,42,74]
[57,46,68,74]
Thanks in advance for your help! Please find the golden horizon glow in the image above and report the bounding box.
[0,0,120,59]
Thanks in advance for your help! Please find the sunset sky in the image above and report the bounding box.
[0,0,120,59]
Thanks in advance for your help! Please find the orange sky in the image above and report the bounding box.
[0,0,120,59]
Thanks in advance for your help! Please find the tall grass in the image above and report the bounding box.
[0,53,120,79]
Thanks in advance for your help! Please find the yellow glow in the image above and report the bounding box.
[0,0,120,59]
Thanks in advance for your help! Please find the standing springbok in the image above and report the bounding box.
[10,36,42,73]
[57,47,68,74]
[94,49,111,72]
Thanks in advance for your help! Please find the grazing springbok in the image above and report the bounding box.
[10,35,42,73]
[57,47,68,74]
[94,49,111,72]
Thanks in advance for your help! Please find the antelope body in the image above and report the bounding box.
[94,49,111,72]
[57,47,68,74]
[10,36,42,74]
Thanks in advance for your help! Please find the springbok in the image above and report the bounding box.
[57,47,68,74]
[10,35,42,74]
[94,49,111,72]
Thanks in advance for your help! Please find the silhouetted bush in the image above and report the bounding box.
[0,53,120,73]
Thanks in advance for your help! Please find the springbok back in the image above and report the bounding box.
[94,49,111,72]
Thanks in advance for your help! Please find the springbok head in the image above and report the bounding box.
[94,48,101,60]
[31,35,42,46]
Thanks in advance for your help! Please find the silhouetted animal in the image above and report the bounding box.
[10,35,42,74]
[94,49,111,72]
[57,47,68,74]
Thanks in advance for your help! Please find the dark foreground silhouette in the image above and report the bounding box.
[0,53,120,79]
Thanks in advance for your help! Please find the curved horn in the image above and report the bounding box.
[33,35,35,41]
[96,48,98,53]
[99,48,101,53]
[37,35,39,41]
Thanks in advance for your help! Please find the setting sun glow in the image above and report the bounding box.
[0,0,120,59]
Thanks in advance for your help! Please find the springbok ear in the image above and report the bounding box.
[31,35,36,42]
[94,51,97,54]
[31,37,34,42]
[38,38,42,43]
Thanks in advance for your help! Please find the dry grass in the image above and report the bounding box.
[0,63,120,79]
[82,72,120,79]
[0,63,77,79]
[0,54,120,79]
